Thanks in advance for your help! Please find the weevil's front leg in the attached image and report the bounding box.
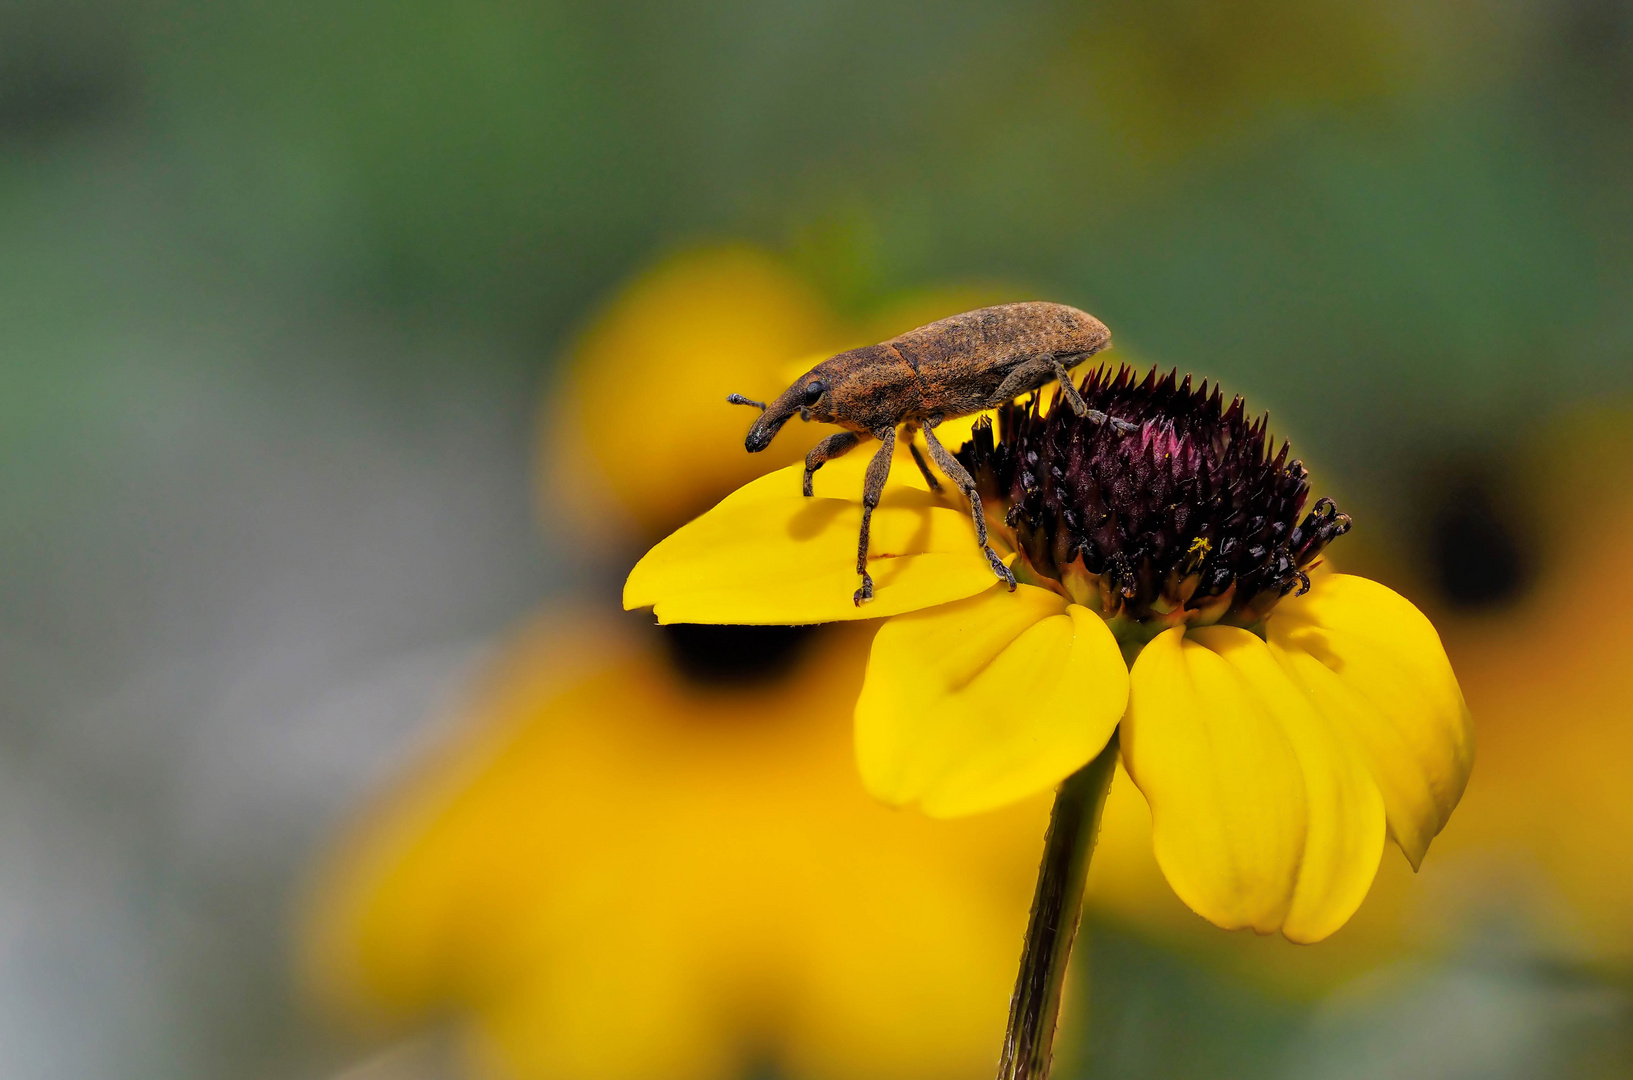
[803,431,863,496]
[922,420,1016,591]
[853,426,897,606]
[1049,356,1137,432]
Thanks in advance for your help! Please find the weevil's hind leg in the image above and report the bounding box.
[903,425,941,490]
[922,421,1016,591]
[853,427,897,605]
[803,431,863,496]
[1049,357,1137,433]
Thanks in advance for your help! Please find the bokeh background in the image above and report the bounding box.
[3,1,1631,1078]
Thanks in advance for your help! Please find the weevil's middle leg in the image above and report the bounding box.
[992,357,1055,406]
[903,425,941,491]
[1050,356,1094,417]
[853,426,897,606]
[803,431,862,496]
[922,420,1016,592]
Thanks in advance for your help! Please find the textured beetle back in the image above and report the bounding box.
[887,302,1108,365]
[883,302,1109,419]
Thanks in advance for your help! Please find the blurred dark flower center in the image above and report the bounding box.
[658,622,818,685]
[957,367,1350,637]
[1426,476,1530,610]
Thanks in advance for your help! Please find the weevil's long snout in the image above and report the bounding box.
[743,386,804,453]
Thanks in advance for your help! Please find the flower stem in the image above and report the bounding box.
[994,734,1120,1080]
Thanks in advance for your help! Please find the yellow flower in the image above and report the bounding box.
[627,367,1473,944]
[302,615,1051,1080]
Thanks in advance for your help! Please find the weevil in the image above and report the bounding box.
[728,301,1132,605]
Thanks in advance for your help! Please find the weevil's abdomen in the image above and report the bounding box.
[890,302,1110,416]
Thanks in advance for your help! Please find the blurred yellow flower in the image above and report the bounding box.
[1060,0,1422,160]
[627,368,1473,944]
[543,246,847,545]
[303,616,1050,1080]
[1430,406,1633,964]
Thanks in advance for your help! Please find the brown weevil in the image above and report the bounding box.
[729,301,1132,605]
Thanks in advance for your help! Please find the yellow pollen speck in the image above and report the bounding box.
[1182,537,1212,573]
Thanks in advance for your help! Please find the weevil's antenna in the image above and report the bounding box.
[727,393,767,412]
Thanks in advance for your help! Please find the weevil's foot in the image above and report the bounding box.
[853,573,875,606]
[1085,408,1137,434]
[802,471,815,497]
[985,548,1017,591]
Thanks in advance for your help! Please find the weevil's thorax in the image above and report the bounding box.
[819,345,923,433]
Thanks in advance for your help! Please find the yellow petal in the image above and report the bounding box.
[854,585,1128,817]
[1122,627,1305,934]
[1190,627,1386,943]
[624,443,999,625]
[1267,574,1473,868]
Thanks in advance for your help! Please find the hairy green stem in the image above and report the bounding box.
[994,735,1120,1080]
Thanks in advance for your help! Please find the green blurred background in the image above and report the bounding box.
[2,1,1630,1078]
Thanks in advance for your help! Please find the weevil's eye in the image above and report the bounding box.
[803,380,826,405]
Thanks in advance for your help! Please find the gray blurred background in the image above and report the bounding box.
[2,1,1630,1077]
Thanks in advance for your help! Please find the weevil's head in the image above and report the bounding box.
[743,365,837,452]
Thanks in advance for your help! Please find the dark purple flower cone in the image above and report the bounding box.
[957,366,1351,630]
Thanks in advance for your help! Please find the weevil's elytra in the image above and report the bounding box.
[730,302,1133,605]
